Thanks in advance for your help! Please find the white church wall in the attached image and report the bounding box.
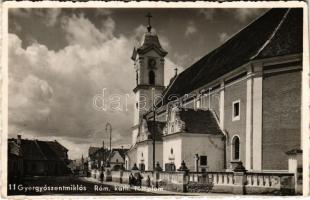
[132,128,139,145]
[163,135,182,171]
[137,142,149,170]
[126,146,137,170]
[136,141,163,171]
[181,134,225,171]
[147,141,163,170]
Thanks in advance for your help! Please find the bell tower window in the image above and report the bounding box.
[149,70,155,85]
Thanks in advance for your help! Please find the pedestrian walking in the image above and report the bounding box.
[129,173,134,187]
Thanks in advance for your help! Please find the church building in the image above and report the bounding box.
[125,8,303,173]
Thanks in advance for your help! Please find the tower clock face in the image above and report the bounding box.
[148,58,156,68]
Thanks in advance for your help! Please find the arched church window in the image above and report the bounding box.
[232,136,240,160]
[170,148,173,154]
[149,70,155,85]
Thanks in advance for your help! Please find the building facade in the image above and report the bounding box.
[8,135,70,179]
[126,8,303,173]
[88,144,128,172]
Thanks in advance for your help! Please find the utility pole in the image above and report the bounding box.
[152,88,156,171]
[105,123,112,153]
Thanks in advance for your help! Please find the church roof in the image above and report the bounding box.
[136,119,166,142]
[146,121,166,141]
[179,109,223,135]
[160,8,302,106]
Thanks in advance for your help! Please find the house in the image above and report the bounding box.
[8,135,70,178]
[88,143,128,171]
[126,8,303,172]
[88,144,108,170]
[8,139,23,183]
[106,148,128,170]
[68,155,88,176]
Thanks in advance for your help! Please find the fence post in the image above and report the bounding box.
[177,160,189,192]
[154,162,162,188]
[104,162,112,182]
[286,149,303,195]
[120,169,123,183]
[232,162,247,195]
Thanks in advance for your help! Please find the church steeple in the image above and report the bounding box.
[131,13,168,145]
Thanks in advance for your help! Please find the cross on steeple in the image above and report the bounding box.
[146,12,152,32]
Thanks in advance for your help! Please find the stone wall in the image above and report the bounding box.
[188,171,295,195]
[97,167,296,195]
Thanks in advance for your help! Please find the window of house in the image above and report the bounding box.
[232,136,240,160]
[149,70,155,85]
[200,155,207,166]
[232,100,240,121]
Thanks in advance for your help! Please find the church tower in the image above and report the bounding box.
[131,13,168,144]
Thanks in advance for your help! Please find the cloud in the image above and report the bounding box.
[185,21,197,37]
[10,8,62,27]
[230,8,265,23]
[198,8,265,23]
[8,12,176,159]
[9,21,22,33]
[44,9,62,27]
[94,9,113,17]
[198,9,216,20]
[9,14,134,159]
[218,32,230,43]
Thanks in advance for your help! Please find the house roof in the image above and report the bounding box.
[160,8,302,106]
[178,109,223,135]
[8,141,22,157]
[8,138,67,161]
[89,147,108,159]
[46,141,68,158]
[36,140,63,161]
[107,148,129,160]
[88,147,100,156]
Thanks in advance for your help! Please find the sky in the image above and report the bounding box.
[8,7,267,160]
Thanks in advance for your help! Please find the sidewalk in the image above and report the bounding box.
[82,177,228,196]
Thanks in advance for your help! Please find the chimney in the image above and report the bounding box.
[17,135,21,146]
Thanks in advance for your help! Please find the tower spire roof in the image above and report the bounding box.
[131,13,168,61]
